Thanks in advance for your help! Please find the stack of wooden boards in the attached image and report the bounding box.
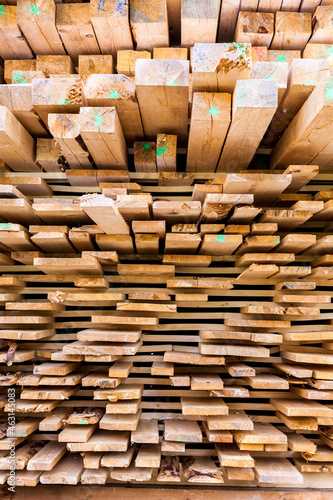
[0,166,333,488]
[0,0,332,493]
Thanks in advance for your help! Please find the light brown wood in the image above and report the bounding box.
[186,92,231,172]
[217,79,278,172]
[135,59,189,146]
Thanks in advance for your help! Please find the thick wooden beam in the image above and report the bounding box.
[17,0,65,55]
[130,0,169,50]
[181,0,220,47]
[56,3,100,65]
[48,113,93,169]
[90,0,133,58]
[192,42,252,94]
[270,77,333,169]
[85,74,144,145]
[79,107,128,169]
[216,79,278,172]
[186,92,231,172]
[135,59,189,145]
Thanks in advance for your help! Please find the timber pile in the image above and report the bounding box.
[0,0,332,493]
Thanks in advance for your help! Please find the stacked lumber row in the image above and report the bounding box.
[0,46,333,177]
[0,0,332,492]
[0,0,332,59]
[0,167,333,487]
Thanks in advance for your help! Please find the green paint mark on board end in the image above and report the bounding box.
[326,46,333,56]
[325,81,333,100]
[12,72,27,84]
[156,146,168,156]
[209,106,219,116]
[0,5,5,15]
[109,89,120,99]
[232,43,247,57]
[28,4,40,15]
[302,80,316,87]
[94,114,103,127]
[276,55,287,62]
[167,80,177,86]
[143,143,150,150]
[216,235,225,242]
[58,98,72,105]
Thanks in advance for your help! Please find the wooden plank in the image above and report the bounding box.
[135,59,189,146]
[27,442,66,471]
[56,3,100,65]
[156,134,177,172]
[117,50,151,76]
[135,444,161,468]
[216,79,278,172]
[0,106,39,172]
[186,92,231,172]
[157,456,180,482]
[235,12,274,47]
[264,59,330,147]
[32,77,84,126]
[40,455,84,484]
[255,458,303,483]
[90,0,133,58]
[78,55,114,83]
[84,74,144,145]
[79,107,128,169]
[130,0,169,50]
[271,77,333,169]
[17,0,65,55]
[182,456,224,483]
[216,444,254,468]
[310,6,333,44]
[0,6,33,60]
[80,194,129,234]
[181,0,220,47]
[192,42,252,94]
[271,12,311,50]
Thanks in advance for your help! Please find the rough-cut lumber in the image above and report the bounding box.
[192,43,252,94]
[217,79,278,171]
[85,74,144,145]
[48,113,92,169]
[271,77,333,169]
[79,107,128,169]
[0,106,39,172]
[310,6,333,44]
[17,0,65,55]
[271,12,312,50]
[156,134,177,172]
[181,0,220,47]
[264,59,330,147]
[135,59,189,145]
[130,0,169,50]
[0,5,33,60]
[255,458,303,483]
[0,83,49,138]
[235,12,274,47]
[90,0,133,58]
[78,55,114,83]
[56,3,100,64]
[80,194,130,234]
[117,50,151,76]
[186,92,231,172]
[32,77,84,126]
